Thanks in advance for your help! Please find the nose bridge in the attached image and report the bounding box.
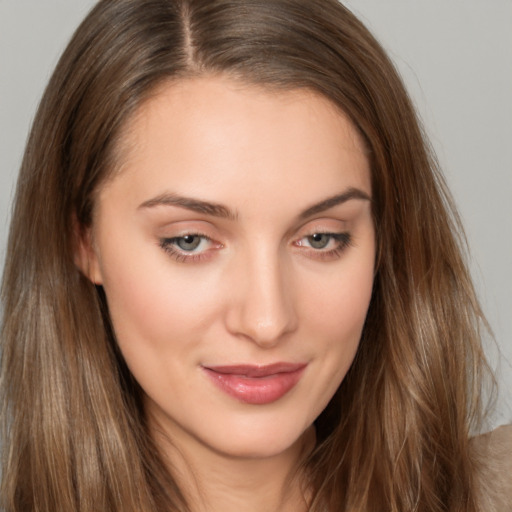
[226,241,297,346]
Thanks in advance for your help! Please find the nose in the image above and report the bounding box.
[225,249,298,348]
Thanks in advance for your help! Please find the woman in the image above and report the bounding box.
[1,0,510,510]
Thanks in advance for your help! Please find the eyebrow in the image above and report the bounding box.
[138,187,370,220]
[139,193,237,220]
[298,187,371,219]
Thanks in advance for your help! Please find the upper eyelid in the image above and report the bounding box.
[293,215,349,232]
[156,221,228,241]
[166,233,211,240]
[157,213,351,241]
[154,214,350,238]
[160,230,213,242]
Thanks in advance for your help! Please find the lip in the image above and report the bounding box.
[202,363,307,405]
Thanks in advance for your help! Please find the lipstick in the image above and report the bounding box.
[202,363,306,405]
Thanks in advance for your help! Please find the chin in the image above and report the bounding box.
[198,413,316,461]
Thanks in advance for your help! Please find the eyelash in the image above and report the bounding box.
[159,231,352,263]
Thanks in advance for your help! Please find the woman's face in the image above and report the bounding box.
[80,76,375,460]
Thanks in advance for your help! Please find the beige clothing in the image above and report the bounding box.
[471,424,512,511]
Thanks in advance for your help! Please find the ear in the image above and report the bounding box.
[73,220,103,285]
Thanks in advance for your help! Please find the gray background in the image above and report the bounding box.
[1,1,511,429]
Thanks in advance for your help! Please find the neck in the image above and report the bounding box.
[152,425,315,512]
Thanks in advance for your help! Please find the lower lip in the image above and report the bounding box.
[202,365,306,405]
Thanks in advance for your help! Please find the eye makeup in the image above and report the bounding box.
[158,230,352,264]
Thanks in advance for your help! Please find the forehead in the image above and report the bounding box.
[98,75,371,214]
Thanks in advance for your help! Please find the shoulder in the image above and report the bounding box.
[470,424,512,512]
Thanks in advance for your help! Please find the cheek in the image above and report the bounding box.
[306,252,374,339]
[282,255,374,427]
[302,248,374,379]
[97,241,223,365]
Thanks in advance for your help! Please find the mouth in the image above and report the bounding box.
[202,363,307,405]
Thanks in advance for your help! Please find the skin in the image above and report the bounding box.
[78,76,375,512]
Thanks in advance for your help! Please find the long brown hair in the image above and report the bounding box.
[1,1,492,510]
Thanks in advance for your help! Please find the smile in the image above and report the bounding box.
[202,363,307,405]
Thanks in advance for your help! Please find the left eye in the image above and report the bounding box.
[297,232,350,251]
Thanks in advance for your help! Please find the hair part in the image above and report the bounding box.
[1,1,493,511]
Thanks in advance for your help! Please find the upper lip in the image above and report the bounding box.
[203,362,307,378]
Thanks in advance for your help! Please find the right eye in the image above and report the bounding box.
[159,233,221,263]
